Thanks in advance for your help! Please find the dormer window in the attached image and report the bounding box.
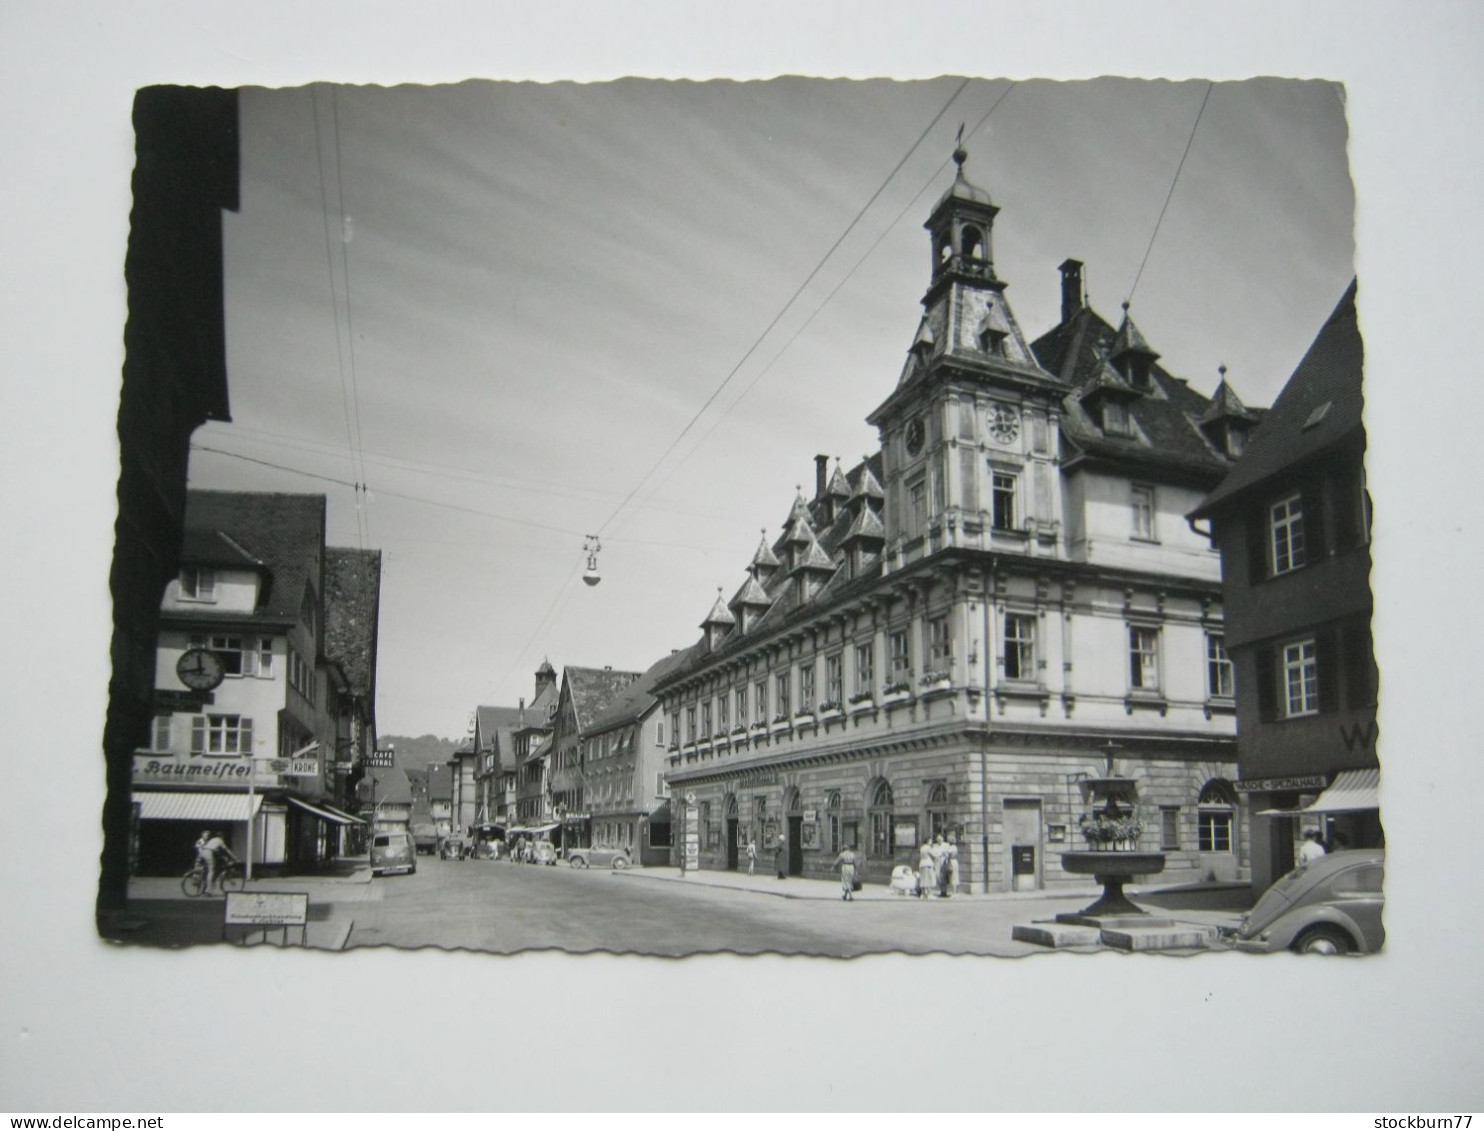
[1225,424,1246,458]
[179,567,216,602]
[1103,401,1131,437]
[978,326,1008,356]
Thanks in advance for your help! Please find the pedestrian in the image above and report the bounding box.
[917,835,937,899]
[1298,828,1326,867]
[775,833,788,879]
[746,837,757,877]
[835,845,859,901]
[941,831,960,897]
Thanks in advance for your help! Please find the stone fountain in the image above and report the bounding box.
[1011,744,1214,951]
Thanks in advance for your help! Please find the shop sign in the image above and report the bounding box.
[738,770,778,786]
[1234,774,1329,793]
[683,806,700,870]
[154,689,213,710]
[802,809,817,821]
[134,755,251,782]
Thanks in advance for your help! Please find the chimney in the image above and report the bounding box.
[1059,258,1084,324]
[814,454,829,500]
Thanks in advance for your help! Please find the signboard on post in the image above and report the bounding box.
[224,891,310,947]
[683,805,700,874]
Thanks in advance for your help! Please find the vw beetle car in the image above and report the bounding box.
[1231,848,1384,955]
[528,839,559,866]
[567,845,631,870]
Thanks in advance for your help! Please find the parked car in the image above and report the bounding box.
[370,830,418,877]
[1230,848,1384,955]
[528,839,559,866]
[567,845,631,870]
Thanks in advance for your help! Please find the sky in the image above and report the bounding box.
[195,76,1355,739]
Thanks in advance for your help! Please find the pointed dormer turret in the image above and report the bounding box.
[840,499,886,578]
[1199,365,1259,458]
[849,458,885,516]
[820,459,851,525]
[783,486,811,531]
[782,513,814,571]
[728,568,772,635]
[749,528,781,583]
[789,523,838,604]
[700,587,736,652]
[1110,304,1159,389]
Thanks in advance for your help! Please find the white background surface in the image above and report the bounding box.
[1,0,1481,1113]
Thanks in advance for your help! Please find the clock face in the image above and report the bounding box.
[904,418,925,456]
[177,647,226,691]
[988,405,1020,444]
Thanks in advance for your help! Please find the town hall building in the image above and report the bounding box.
[653,144,1251,894]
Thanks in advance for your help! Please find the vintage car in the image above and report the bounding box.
[527,839,560,866]
[567,845,631,870]
[440,836,468,860]
[1230,848,1385,955]
[370,830,417,877]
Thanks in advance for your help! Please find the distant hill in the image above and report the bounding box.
[380,734,460,774]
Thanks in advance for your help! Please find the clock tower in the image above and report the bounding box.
[867,142,1069,572]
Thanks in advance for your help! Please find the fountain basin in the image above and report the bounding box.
[1060,851,1166,878]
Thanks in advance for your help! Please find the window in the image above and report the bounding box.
[190,713,253,756]
[908,478,928,538]
[717,694,729,732]
[869,780,895,856]
[655,772,669,798]
[735,686,747,727]
[194,634,273,678]
[755,680,768,723]
[799,664,815,712]
[179,568,216,602]
[888,630,910,686]
[1197,781,1236,853]
[1160,807,1180,851]
[1269,492,1306,574]
[1003,613,1036,681]
[151,714,172,751]
[668,712,680,747]
[991,470,1017,531]
[854,643,874,696]
[1283,638,1319,717]
[1207,634,1234,699]
[928,615,951,670]
[701,701,712,738]
[1129,626,1160,691]
[685,707,696,743]
[774,673,790,719]
[1131,484,1155,541]
[926,781,950,840]
[825,654,842,707]
[656,719,663,745]
[1103,401,1131,437]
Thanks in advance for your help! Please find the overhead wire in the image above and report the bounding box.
[1125,81,1214,311]
[616,81,1021,522]
[592,77,972,543]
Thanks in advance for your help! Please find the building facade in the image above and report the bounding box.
[132,490,379,876]
[547,666,642,850]
[655,146,1247,894]
[1190,282,1379,892]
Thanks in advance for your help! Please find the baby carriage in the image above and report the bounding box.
[889,864,919,897]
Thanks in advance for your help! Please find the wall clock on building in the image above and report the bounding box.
[987,404,1020,445]
[176,647,225,691]
[904,417,925,456]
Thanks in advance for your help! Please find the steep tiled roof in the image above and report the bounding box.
[1193,281,1362,517]
[368,766,412,805]
[426,763,452,801]
[182,491,326,619]
[324,548,381,699]
[1031,308,1248,482]
[565,666,643,733]
[587,645,703,733]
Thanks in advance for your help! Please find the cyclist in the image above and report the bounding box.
[202,829,238,890]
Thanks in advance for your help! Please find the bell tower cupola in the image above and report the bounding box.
[925,136,1001,289]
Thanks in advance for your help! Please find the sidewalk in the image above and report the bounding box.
[102,858,377,950]
[614,864,1252,927]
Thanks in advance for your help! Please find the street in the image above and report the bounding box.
[340,854,1248,957]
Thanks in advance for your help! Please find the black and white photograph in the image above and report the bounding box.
[5,0,1483,1115]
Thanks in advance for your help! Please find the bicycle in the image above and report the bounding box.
[181,859,246,897]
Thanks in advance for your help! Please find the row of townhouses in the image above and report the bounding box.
[451,145,1378,898]
[129,489,385,877]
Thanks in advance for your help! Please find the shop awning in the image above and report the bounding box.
[1259,768,1380,816]
[287,796,359,825]
[507,822,559,835]
[649,801,673,824]
[136,792,264,823]
[316,802,366,825]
